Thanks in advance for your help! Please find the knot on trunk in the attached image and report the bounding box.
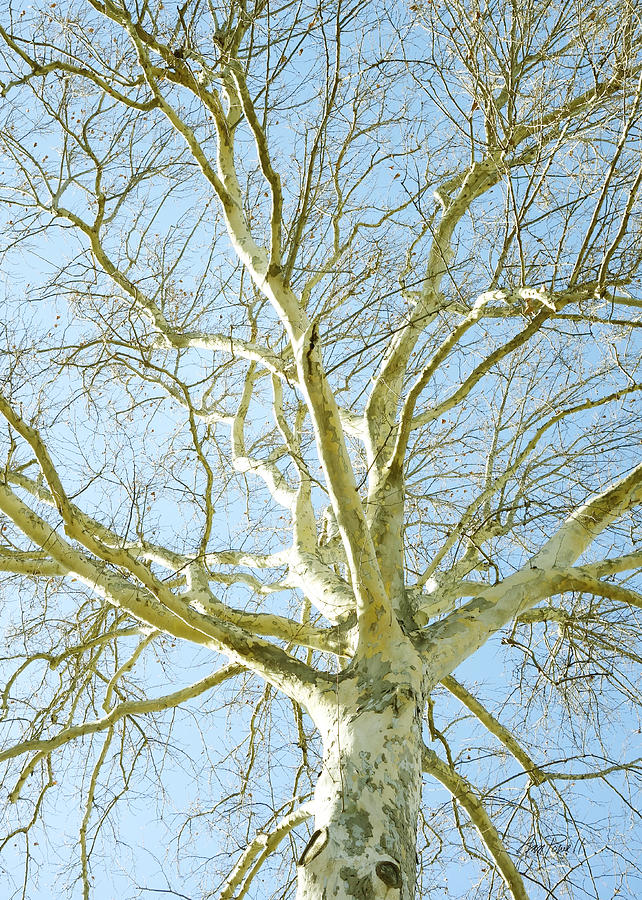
[297,827,328,866]
[375,859,402,888]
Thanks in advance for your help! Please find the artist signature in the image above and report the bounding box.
[518,835,580,857]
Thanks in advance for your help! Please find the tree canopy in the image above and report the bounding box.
[0,0,641,898]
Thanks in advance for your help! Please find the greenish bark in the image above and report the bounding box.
[297,661,425,900]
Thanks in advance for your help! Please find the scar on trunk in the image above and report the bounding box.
[305,320,319,370]
[297,826,328,866]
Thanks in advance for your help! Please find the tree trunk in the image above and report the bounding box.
[297,662,425,900]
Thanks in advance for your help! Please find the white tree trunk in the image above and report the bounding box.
[297,665,425,900]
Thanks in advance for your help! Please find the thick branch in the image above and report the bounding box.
[0,480,319,700]
[422,462,642,680]
[441,676,546,784]
[3,663,243,801]
[423,746,530,900]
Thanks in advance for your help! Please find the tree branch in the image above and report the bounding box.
[423,746,530,900]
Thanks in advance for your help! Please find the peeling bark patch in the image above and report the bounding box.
[342,808,373,846]
[339,866,375,898]
[376,860,402,888]
[465,596,493,614]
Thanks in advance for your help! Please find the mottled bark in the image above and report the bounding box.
[298,651,425,900]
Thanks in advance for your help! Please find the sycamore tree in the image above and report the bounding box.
[0,0,641,898]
